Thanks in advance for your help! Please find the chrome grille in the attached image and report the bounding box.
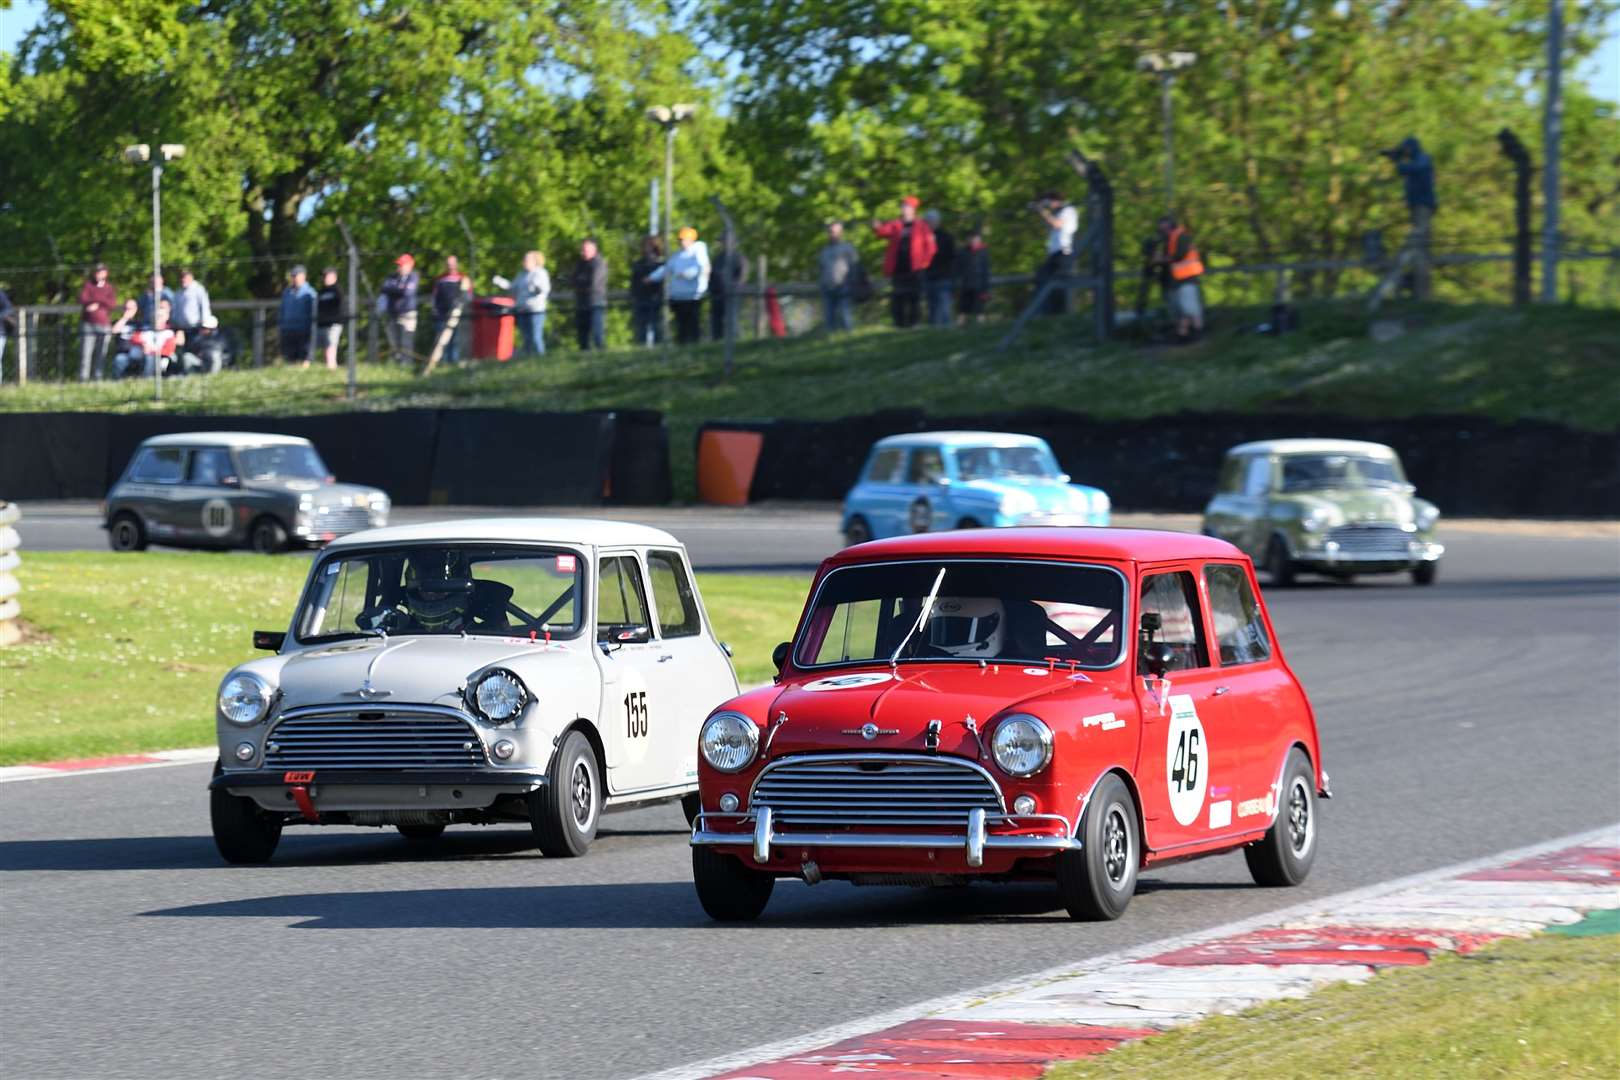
[751,754,1003,826]
[1325,524,1414,558]
[311,506,371,535]
[264,708,486,770]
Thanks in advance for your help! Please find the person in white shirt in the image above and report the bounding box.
[510,250,550,357]
[1034,191,1078,315]
[647,226,710,345]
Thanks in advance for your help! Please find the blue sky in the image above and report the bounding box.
[2,0,1616,100]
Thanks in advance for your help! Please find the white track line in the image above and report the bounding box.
[0,747,215,784]
[628,822,1620,1080]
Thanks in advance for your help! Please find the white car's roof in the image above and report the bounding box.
[1226,438,1397,458]
[325,517,683,552]
[874,430,1050,449]
[141,431,313,448]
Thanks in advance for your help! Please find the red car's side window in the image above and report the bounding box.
[1205,564,1272,666]
[1138,571,1209,673]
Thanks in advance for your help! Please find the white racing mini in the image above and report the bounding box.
[208,518,738,863]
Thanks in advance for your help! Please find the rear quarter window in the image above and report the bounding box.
[127,447,186,484]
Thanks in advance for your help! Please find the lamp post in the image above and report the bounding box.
[645,104,697,349]
[1136,52,1196,213]
[123,142,185,400]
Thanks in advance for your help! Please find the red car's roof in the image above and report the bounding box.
[827,527,1245,566]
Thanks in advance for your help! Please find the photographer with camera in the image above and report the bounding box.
[1380,135,1437,300]
[1032,191,1078,315]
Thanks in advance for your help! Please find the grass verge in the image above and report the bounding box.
[4,301,1616,499]
[1046,931,1620,1080]
[0,551,805,765]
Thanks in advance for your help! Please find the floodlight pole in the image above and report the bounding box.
[151,159,163,401]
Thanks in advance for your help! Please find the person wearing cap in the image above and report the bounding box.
[381,254,420,364]
[647,226,711,346]
[570,238,609,350]
[278,265,318,366]
[77,263,118,380]
[315,267,345,370]
[871,195,936,328]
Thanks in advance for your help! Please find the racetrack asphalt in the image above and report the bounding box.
[1,517,1616,1079]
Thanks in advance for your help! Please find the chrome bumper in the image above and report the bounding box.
[690,806,1080,869]
[1297,540,1443,565]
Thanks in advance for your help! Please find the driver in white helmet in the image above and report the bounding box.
[926,597,1006,658]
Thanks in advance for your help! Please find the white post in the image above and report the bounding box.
[1540,0,1562,303]
[14,308,26,386]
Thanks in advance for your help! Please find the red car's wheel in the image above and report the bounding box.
[1057,773,1139,921]
[693,846,774,922]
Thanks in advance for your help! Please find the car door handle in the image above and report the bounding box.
[658,654,674,663]
[1213,686,1231,696]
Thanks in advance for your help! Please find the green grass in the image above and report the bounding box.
[5,301,1616,499]
[1046,931,1620,1080]
[0,551,805,765]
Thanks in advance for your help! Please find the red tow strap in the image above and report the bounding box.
[283,770,320,823]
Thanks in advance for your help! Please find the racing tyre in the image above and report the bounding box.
[843,516,872,547]
[397,823,447,844]
[1411,561,1438,586]
[1245,749,1318,887]
[692,845,775,922]
[1265,537,1296,587]
[530,729,600,858]
[108,512,147,552]
[1056,773,1139,921]
[907,498,932,534]
[681,792,703,827]
[249,516,289,555]
[210,785,283,864]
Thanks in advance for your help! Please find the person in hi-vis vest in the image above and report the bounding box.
[1155,215,1205,342]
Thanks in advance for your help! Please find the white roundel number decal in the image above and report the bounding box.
[1164,694,1207,826]
[201,498,233,538]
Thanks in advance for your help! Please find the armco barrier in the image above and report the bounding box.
[700,410,1620,517]
[1,409,669,506]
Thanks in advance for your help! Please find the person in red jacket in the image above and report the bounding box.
[872,195,936,328]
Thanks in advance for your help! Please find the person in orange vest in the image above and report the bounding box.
[872,195,936,328]
[1154,215,1205,342]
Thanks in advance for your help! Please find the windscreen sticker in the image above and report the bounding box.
[803,672,894,692]
[1165,694,1208,826]
[326,562,342,575]
[556,554,577,572]
[1022,667,1051,677]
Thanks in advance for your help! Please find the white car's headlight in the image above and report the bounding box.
[700,712,759,773]
[1000,489,1038,515]
[370,494,390,517]
[219,673,273,727]
[1091,489,1111,513]
[992,714,1053,777]
[1414,502,1439,532]
[469,669,528,724]
[1301,506,1335,532]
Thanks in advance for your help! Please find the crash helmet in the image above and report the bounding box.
[928,597,1005,657]
[404,549,475,630]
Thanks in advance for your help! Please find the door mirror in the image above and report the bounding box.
[253,630,285,651]
[601,624,651,645]
[220,474,241,488]
[771,641,791,673]
[1143,642,1175,677]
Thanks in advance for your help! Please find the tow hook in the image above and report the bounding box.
[800,859,822,885]
[283,770,320,823]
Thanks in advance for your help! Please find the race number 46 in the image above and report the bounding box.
[624,691,649,738]
[1164,694,1208,826]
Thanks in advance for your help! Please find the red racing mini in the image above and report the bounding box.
[689,528,1329,921]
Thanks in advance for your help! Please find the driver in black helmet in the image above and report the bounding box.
[402,549,476,631]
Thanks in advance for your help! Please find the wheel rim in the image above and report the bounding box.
[1102,804,1131,886]
[1286,776,1314,855]
[253,526,272,552]
[570,759,595,830]
[114,521,136,548]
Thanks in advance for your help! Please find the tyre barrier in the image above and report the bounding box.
[697,410,1620,518]
[0,409,671,506]
[0,502,20,648]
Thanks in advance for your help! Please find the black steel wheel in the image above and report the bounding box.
[1244,749,1319,887]
[1266,537,1296,587]
[530,729,600,857]
[843,516,872,547]
[249,516,289,555]
[1056,773,1139,921]
[108,512,147,552]
[1412,560,1438,586]
[210,782,283,864]
[692,845,775,922]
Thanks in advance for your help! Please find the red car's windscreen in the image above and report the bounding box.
[796,559,1124,669]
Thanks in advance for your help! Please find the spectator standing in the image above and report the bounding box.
[278,265,317,366]
[510,250,550,357]
[647,226,710,346]
[425,255,472,372]
[1153,215,1205,342]
[708,236,748,342]
[923,209,956,326]
[380,254,420,365]
[315,267,344,370]
[872,195,935,328]
[135,272,176,328]
[173,268,211,335]
[1385,135,1437,300]
[629,236,664,346]
[958,226,992,322]
[0,286,12,366]
[571,238,608,350]
[818,220,860,332]
[77,263,118,380]
[1033,191,1078,315]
